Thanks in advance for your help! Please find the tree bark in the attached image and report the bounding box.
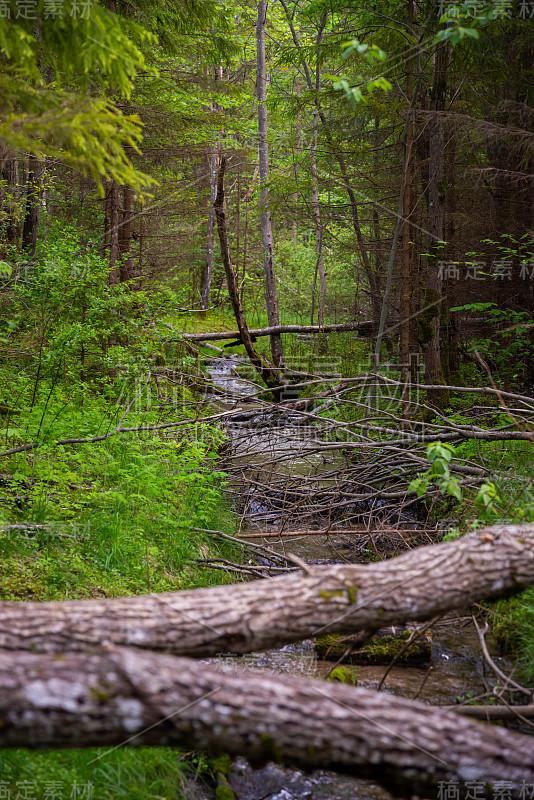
[310,112,325,328]
[421,41,450,409]
[1,646,533,797]
[1,525,532,658]
[107,179,120,284]
[309,16,327,332]
[21,155,44,256]
[214,156,285,390]
[181,321,373,342]
[257,0,284,367]
[400,2,415,424]
[119,184,133,282]
[1,149,21,247]
[201,148,218,310]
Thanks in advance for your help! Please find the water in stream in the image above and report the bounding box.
[193,357,513,800]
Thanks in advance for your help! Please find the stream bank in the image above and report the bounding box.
[186,356,522,800]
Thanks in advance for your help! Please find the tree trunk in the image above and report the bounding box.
[422,41,450,409]
[214,156,285,391]
[256,0,284,367]
[182,320,373,342]
[107,180,120,284]
[278,0,377,328]
[292,78,301,245]
[310,112,326,329]
[1,647,533,798]
[400,2,414,424]
[310,21,327,331]
[1,149,21,247]
[21,155,44,256]
[445,125,460,381]
[371,119,383,325]
[119,184,133,282]
[1,525,532,658]
[201,148,218,310]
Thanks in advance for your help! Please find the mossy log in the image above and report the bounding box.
[315,626,432,667]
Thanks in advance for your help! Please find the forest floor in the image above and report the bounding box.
[0,308,533,799]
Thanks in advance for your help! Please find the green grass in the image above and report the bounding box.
[0,376,242,797]
[0,747,212,800]
[492,589,534,683]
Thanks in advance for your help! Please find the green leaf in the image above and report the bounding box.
[446,480,462,500]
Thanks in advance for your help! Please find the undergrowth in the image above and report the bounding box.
[0,225,243,797]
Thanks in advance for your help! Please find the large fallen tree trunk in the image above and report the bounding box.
[1,646,533,797]
[181,321,374,342]
[1,525,533,657]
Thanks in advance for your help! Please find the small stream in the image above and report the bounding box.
[193,357,514,800]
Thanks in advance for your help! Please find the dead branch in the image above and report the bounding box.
[181,321,374,342]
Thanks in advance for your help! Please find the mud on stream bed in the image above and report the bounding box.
[186,358,518,800]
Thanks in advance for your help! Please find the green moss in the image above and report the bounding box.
[346,585,357,604]
[258,734,282,763]
[214,767,235,800]
[364,631,411,660]
[90,687,110,702]
[327,666,358,685]
[215,787,235,800]
[318,589,344,601]
[211,754,232,776]
[318,585,356,604]
[315,630,431,666]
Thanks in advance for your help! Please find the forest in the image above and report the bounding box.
[0,0,534,798]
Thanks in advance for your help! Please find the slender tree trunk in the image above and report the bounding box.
[400,2,415,424]
[1,150,20,248]
[214,156,285,390]
[119,185,133,282]
[446,128,460,380]
[310,18,327,331]
[108,180,120,285]
[137,205,144,289]
[21,155,44,257]
[243,164,259,203]
[371,118,383,320]
[422,42,449,409]
[235,162,241,278]
[310,113,326,329]
[241,193,249,304]
[201,148,218,310]
[257,0,284,367]
[293,78,301,245]
[278,0,376,327]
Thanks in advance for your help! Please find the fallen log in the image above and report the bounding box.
[449,704,534,720]
[236,528,433,538]
[315,626,433,666]
[1,646,533,798]
[1,525,533,657]
[180,321,374,342]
